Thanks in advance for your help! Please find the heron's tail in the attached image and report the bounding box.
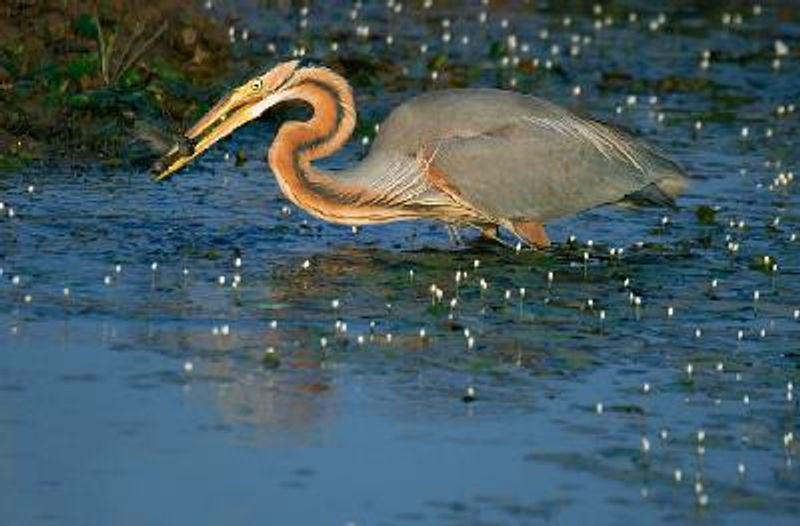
[624,149,689,209]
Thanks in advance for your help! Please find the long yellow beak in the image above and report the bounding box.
[152,91,284,181]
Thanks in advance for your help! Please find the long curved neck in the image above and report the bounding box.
[268,67,401,225]
[270,67,356,172]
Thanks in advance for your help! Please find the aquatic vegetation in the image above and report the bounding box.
[0,0,232,164]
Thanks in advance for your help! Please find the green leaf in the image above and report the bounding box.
[65,55,99,81]
[73,13,98,40]
[695,205,717,225]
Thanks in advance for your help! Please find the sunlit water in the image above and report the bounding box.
[1,2,799,524]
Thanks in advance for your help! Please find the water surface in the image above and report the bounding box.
[2,2,799,524]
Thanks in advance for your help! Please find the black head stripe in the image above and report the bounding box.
[272,60,309,91]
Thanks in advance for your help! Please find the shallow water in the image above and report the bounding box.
[1,2,799,524]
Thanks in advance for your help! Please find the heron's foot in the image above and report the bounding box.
[479,224,500,241]
[464,223,513,249]
[445,224,465,247]
[510,220,551,249]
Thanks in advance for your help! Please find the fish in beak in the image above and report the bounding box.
[152,60,300,181]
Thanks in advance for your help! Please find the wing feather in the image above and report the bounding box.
[424,112,685,222]
[367,89,686,222]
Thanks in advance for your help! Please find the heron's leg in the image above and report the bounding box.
[466,222,513,248]
[465,223,512,248]
[445,224,465,246]
[510,220,551,249]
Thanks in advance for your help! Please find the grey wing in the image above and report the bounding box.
[426,114,687,223]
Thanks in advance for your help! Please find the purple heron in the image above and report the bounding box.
[154,60,687,248]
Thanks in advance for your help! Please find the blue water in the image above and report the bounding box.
[2,2,799,524]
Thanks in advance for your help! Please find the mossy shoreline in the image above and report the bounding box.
[0,0,233,170]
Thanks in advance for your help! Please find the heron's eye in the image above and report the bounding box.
[251,79,263,91]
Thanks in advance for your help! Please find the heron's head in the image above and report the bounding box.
[153,60,304,181]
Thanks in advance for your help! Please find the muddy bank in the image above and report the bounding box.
[0,0,232,169]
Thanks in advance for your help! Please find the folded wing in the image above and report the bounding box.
[423,112,686,223]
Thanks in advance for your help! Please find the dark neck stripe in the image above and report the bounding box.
[294,78,345,158]
[288,77,347,199]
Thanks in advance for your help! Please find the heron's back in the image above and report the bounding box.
[368,89,686,222]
